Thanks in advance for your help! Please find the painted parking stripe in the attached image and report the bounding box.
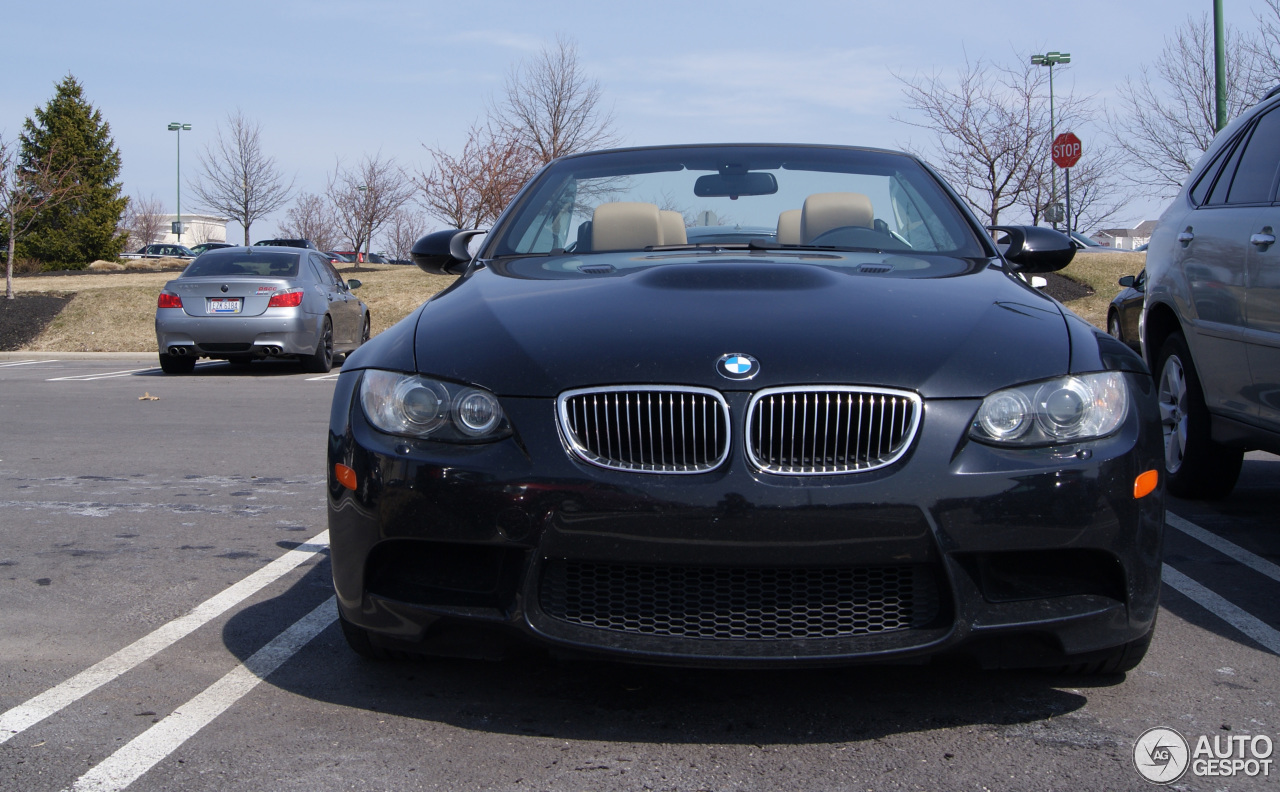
[306,372,342,381]
[64,597,336,792]
[0,531,329,744]
[1166,511,1280,584]
[47,367,156,381]
[1162,565,1280,655]
[46,362,218,381]
[0,359,58,368]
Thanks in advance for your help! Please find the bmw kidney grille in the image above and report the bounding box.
[558,387,731,473]
[747,387,922,475]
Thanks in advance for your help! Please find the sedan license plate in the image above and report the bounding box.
[208,298,242,314]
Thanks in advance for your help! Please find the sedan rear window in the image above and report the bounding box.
[181,251,301,278]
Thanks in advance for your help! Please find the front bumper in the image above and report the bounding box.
[327,370,1165,667]
[155,307,321,357]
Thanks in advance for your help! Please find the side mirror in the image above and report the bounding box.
[411,229,486,275]
[989,225,1075,273]
[346,279,362,290]
[1118,275,1135,288]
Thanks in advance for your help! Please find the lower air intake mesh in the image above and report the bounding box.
[540,561,939,640]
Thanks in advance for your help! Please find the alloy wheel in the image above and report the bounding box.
[1158,354,1188,473]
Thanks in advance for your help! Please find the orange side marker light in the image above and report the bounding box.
[335,463,358,491]
[1134,469,1159,499]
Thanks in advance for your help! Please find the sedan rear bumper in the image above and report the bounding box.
[156,308,321,357]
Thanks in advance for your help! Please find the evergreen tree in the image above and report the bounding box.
[18,75,128,268]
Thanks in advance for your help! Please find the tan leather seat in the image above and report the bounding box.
[658,210,687,245]
[776,209,801,245]
[800,192,874,244]
[591,202,664,251]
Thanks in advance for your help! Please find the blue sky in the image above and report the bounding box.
[1,0,1270,241]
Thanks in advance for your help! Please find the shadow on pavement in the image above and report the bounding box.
[223,560,1110,746]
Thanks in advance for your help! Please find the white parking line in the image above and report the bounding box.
[46,362,217,381]
[0,531,329,744]
[305,372,342,381]
[0,359,58,368]
[64,597,336,792]
[1166,511,1280,584]
[1163,565,1280,655]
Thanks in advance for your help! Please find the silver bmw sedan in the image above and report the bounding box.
[154,246,370,374]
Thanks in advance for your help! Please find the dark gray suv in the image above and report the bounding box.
[1144,86,1280,498]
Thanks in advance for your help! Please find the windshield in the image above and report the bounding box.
[489,145,986,259]
[181,250,301,278]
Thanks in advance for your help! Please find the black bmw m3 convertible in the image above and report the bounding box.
[326,144,1165,673]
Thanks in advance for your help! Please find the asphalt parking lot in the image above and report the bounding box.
[1,356,1277,792]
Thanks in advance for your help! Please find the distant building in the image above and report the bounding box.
[159,214,228,246]
[1093,220,1159,251]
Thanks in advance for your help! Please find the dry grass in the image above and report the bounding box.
[10,253,1143,353]
[1057,251,1147,329]
[14,265,458,352]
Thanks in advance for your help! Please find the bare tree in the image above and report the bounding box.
[189,111,293,245]
[1108,14,1268,197]
[1249,0,1280,85]
[491,35,619,166]
[894,56,1064,226]
[278,191,340,251]
[119,193,167,251]
[382,208,430,262]
[328,153,414,263]
[1,135,77,299]
[416,122,537,229]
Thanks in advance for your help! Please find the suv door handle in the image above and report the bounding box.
[1252,230,1276,248]
[1177,229,1195,245]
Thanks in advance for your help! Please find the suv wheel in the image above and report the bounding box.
[1155,332,1243,499]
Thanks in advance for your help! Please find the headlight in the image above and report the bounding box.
[970,372,1127,446]
[359,369,510,442]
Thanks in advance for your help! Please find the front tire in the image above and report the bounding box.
[1155,332,1242,499]
[1107,310,1122,341]
[158,353,196,374]
[303,317,334,373]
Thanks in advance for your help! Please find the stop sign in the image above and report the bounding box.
[1052,132,1082,168]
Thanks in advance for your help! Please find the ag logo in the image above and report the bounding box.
[1134,727,1190,784]
[716,353,759,381]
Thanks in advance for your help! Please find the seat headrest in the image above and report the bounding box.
[801,192,874,244]
[658,210,687,245]
[592,202,663,251]
[776,209,801,245]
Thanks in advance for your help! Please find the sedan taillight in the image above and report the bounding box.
[157,291,182,309]
[267,288,304,308]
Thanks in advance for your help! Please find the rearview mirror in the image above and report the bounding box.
[411,229,486,275]
[346,279,362,290]
[693,172,778,198]
[989,225,1075,273]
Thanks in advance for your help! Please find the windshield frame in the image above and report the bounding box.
[482,144,994,261]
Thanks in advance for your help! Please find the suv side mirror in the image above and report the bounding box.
[411,229,486,275]
[989,225,1075,273]
[346,279,362,290]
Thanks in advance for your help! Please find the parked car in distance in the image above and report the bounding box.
[326,251,354,266]
[123,243,195,259]
[328,142,1164,674]
[1143,84,1280,499]
[254,238,318,250]
[155,246,370,374]
[1108,269,1145,352]
[188,242,235,256]
[1069,231,1127,253]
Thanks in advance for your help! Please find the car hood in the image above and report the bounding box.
[409,253,1070,399]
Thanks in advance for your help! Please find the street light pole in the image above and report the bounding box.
[1031,52,1070,230]
[167,122,191,244]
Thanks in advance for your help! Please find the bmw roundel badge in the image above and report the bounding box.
[716,353,760,380]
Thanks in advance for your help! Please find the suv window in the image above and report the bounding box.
[1227,109,1280,204]
[1205,135,1247,206]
